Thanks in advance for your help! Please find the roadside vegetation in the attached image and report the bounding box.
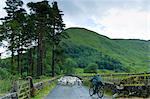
[31,81,57,99]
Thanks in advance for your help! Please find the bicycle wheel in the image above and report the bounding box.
[89,86,94,96]
[97,86,104,98]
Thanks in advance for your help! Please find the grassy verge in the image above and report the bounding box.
[0,80,13,96]
[0,76,54,97]
[82,78,91,87]
[31,81,57,99]
[33,76,52,83]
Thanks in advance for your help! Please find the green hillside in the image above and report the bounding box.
[0,27,149,75]
[63,27,150,72]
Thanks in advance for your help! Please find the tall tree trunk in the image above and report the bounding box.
[28,39,34,76]
[11,37,14,74]
[37,37,40,76]
[51,23,55,77]
[42,37,46,75]
[29,49,34,76]
[17,50,20,74]
[39,32,43,76]
[37,31,43,76]
[51,44,55,77]
[33,46,36,76]
[17,35,21,75]
[20,51,23,76]
[11,48,14,73]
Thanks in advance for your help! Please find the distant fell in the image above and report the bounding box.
[64,27,149,72]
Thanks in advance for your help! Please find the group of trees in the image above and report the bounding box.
[0,0,66,77]
[0,0,129,78]
[84,63,98,73]
[64,43,127,72]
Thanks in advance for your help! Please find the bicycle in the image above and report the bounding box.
[89,82,104,98]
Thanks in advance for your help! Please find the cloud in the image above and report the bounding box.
[0,0,149,40]
[62,0,150,40]
[92,8,150,40]
[0,1,7,20]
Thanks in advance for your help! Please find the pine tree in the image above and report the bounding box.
[0,0,26,74]
[50,1,65,77]
[27,1,50,76]
[15,6,27,75]
[27,0,67,77]
[22,14,36,76]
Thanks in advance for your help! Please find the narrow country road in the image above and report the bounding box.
[45,85,112,99]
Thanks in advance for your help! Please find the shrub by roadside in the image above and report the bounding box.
[31,81,57,99]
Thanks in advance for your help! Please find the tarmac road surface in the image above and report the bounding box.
[45,84,112,99]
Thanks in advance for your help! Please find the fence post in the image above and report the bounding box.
[11,80,19,99]
[27,76,36,97]
[11,80,19,93]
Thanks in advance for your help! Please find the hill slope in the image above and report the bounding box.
[63,27,150,72]
[0,27,149,73]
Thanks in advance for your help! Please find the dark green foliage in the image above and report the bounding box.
[50,1,66,77]
[0,59,10,69]
[0,0,27,75]
[27,1,51,76]
[0,67,12,79]
[64,43,125,72]
[27,1,66,77]
[84,63,98,73]
[63,58,77,74]
[64,44,100,68]
[0,0,66,77]
[96,57,126,72]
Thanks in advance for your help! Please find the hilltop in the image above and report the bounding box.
[63,27,149,72]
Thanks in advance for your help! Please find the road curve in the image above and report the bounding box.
[45,84,112,99]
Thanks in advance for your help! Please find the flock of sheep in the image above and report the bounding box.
[57,76,83,86]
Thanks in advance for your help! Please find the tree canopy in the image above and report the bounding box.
[0,0,66,77]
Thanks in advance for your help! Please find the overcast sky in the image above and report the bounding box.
[0,0,149,40]
[0,0,150,56]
